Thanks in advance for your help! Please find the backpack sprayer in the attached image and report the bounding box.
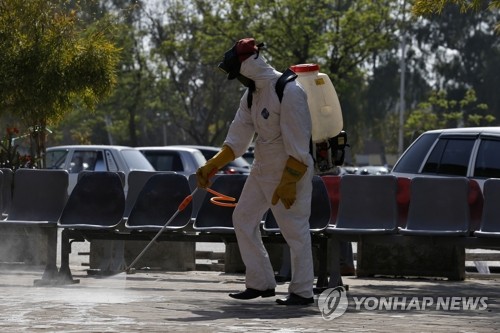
[248,63,347,174]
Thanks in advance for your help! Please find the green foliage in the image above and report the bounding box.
[2,0,499,164]
[409,1,500,126]
[147,0,398,149]
[0,0,120,165]
[413,0,486,15]
[413,0,500,15]
[413,0,500,31]
[405,88,495,140]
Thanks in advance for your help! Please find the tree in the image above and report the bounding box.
[37,0,404,160]
[413,0,500,15]
[145,0,246,146]
[85,0,152,147]
[0,0,120,167]
[146,0,398,151]
[412,0,500,30]
[405,88,494,142]
[409,0,500,133]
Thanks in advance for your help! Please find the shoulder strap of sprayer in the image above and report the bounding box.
[246,68,298,108]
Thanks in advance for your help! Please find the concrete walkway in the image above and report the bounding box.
[0,266,498,332]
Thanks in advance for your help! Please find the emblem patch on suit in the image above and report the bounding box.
[261,108,269,119]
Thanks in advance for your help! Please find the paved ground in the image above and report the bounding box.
[0,265,498,332]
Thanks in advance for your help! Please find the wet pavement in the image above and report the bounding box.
[0,265,499,332]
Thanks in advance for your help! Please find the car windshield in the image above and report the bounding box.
[142,150,184,171]
[45,149,68,169]
[121,149,155,171]
[392,132,439,173]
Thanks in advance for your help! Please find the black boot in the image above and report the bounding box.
[276,293,314,305]
[229,288,276,300]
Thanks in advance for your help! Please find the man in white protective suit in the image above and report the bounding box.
[196,37,314,305]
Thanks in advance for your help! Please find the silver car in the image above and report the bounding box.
[45,145,155,193]
[172,145,251,175]
[391,126,500,190]
[137,146,207,177]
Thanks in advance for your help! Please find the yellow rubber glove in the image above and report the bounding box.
[196,145,235,188]
[272,156,307,209]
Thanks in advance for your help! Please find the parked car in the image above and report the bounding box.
[137,146,207,177]
[355,165,390,175]
[45,145,155,192]
[391,127,500,190]
[171,145,251,175]
[242,145,255,164]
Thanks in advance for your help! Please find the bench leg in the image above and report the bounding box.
[57,230,80,284]
[33,227,58,286]
[328,237,344,288]
[315,237,329,288]
[314,237,347,294]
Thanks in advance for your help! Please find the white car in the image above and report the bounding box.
[391,126,500,190]
[355,165,390,175]
[45,145,155,193]
[137,146,207,177]
[171,145,251,175]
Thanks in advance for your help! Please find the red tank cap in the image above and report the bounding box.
[290,63,320,73]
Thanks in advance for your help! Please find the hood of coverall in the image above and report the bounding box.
[218,38,279,90]
[239,52,280,90]
[218,38,260,80]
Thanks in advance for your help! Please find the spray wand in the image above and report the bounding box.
[125,178,236,274]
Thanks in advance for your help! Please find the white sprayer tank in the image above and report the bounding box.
[290,64,343,142]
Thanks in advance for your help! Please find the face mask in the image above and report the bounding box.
[218,38,264,80]
[218,45,241,80]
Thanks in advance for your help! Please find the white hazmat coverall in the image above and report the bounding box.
[224,55,314,299]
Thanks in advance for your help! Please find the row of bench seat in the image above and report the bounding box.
[57,172,331,284]
[0,168,14,218]
[0,168,68,285]
[322,174,499,288]
[0,169,499,287]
